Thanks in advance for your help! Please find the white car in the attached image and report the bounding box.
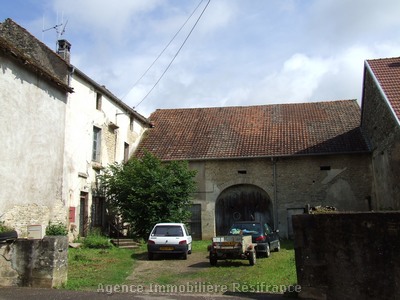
[147,223,192,260]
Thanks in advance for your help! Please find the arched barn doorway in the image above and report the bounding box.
[215,184,273,235]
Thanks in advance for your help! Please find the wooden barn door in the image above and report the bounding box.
[215,184,272,236]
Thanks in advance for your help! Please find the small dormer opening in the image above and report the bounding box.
[96,92,102,110]
[320,166,331,171]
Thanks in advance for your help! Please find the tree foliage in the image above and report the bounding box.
[98,152,197,239]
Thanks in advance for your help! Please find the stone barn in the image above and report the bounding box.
[361,57,400,210]
[136,100,372,239]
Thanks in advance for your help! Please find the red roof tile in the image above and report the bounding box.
[366,57,400,121]
[136,100,369,161]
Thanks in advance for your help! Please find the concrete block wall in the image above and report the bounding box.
[293,212,400,300]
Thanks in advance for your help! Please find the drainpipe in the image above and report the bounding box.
[271,157,278,230]
[114,128,118,162]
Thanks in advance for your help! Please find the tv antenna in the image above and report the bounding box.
[42,15,68,50]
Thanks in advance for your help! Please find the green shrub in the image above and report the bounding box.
[82,230,113,249]
[46,222,68,236]
[0,221,14,233]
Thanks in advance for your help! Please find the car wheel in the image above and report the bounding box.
[148,252,154,261]
[256,251,264,258]
[265,244,270,258]
[275,241,281,252]
[249,251,256,266]
[182,251,188,260]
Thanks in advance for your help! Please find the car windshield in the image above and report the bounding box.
[229,223,262,236]
[152,225,183,237]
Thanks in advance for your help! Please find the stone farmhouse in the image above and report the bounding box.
[0,19,150,239]
[135,57,400,239]
[1,18,399,241]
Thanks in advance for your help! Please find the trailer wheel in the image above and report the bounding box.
[249,251,256,266]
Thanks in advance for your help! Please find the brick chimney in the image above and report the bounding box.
[57,39,71,63]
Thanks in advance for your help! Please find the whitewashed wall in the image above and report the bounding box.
[0,57,68,236]
[64,71,147,239]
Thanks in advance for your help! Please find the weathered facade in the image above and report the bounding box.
[136,101,372,239]
[0,19,73,236]
[0,19,150,239]
[361,57,400,210]
[191,154,371,239]
[64,66,150,239]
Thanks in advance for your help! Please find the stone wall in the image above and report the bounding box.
[292,212,400,300]
[1,203,66,238]
[192,153,372,239]
[361,69,400,210]
[0,236,68,288]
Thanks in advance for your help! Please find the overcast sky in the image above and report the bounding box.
[2,0,400,117]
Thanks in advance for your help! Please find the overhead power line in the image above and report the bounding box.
[133,0,211,109]
[121,0,205,100]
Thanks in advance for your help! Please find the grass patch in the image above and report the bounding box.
[66,239,297,293]
[82,233,113,249]
[154,240,297,291]
[65,247,134,290]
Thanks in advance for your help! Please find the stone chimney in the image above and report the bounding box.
[57,39,71,63]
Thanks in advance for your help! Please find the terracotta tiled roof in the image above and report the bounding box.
[136,100,369,161]
[366,57,400,121]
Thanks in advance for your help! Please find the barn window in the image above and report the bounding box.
[320,166,331,171]
[238,170,247,174]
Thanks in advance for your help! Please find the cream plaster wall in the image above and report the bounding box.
[0,56,68,236]
[64,72,147,238]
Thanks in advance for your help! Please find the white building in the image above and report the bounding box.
[0,19,73,236]
[0,19,150,239]
[63,53,150,238]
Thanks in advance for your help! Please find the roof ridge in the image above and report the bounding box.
[152,99,359,113]
[366,56,400,62]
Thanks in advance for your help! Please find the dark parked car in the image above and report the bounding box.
[228,221,280,257]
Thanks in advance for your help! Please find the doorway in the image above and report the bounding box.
[215,184,272,235]
[188,204,202,240]
[79,192,89,237]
